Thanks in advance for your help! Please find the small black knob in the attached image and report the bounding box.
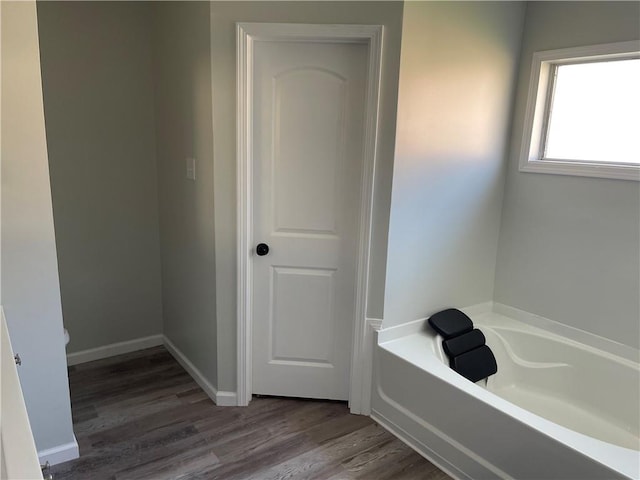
[256,243,269,256]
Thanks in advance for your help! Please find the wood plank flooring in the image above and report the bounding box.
[52,346,451,480]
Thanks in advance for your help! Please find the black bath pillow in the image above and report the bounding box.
[442,329,485,357]
[428,308,498,383]
[427,308,473,339]
[450,345,497,383]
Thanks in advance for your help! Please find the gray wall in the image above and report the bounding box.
[1,0,75,453]
[152,2,218,386]
[383,2,526,326]
[494,2,640,349]
[27,0,636,409]
[209,1,404,391]
[37,2,164,353]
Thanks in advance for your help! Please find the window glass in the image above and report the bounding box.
[544,59,640,165]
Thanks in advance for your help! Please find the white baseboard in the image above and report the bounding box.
[66,334,164,366]
[214,390,238,407]
[163,335,237,407]
[65,333,237,406]
[38,436,79,466]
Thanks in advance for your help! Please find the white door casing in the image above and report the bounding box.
[237,23,383,410]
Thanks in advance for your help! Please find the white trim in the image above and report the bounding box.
[236,20,252,407]
[66,334,239,406]
[163,335,217,402]
[356,318,382,415]
[520,160,640,181]
[236,22,384,410]
[66,334,163,366]
[38,436,79,466]
[214,391,238,407]
[163,335,238,407]
[519,40,640,181]
[492,303,639,363]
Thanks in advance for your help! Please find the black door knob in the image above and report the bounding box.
[256,243,269,256]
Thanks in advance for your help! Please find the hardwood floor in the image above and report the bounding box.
[52,346,451,480]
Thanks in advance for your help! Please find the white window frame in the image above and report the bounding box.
[519,41,640,181]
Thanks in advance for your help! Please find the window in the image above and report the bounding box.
[520,41,640,181]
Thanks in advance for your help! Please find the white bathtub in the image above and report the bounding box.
[371,307,640,480]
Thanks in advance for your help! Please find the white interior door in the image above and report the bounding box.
[251,40,367,400]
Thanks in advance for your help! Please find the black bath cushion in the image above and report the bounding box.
[428,308,473,339]
[450,345,497,383]
[442,329,485,357]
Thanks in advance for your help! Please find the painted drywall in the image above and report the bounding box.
[494,2,640,349]
[37,2,163,353]
[151,2,218,387]
[383,2,526,326]
[1,0,76,454]
[209,1,404,391]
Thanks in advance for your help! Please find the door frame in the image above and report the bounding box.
[236,22,383,411]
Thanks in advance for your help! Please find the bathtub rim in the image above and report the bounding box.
[378,302,639,364]
[492,302,639,363]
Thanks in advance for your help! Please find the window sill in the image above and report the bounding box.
[519,159,640,181]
